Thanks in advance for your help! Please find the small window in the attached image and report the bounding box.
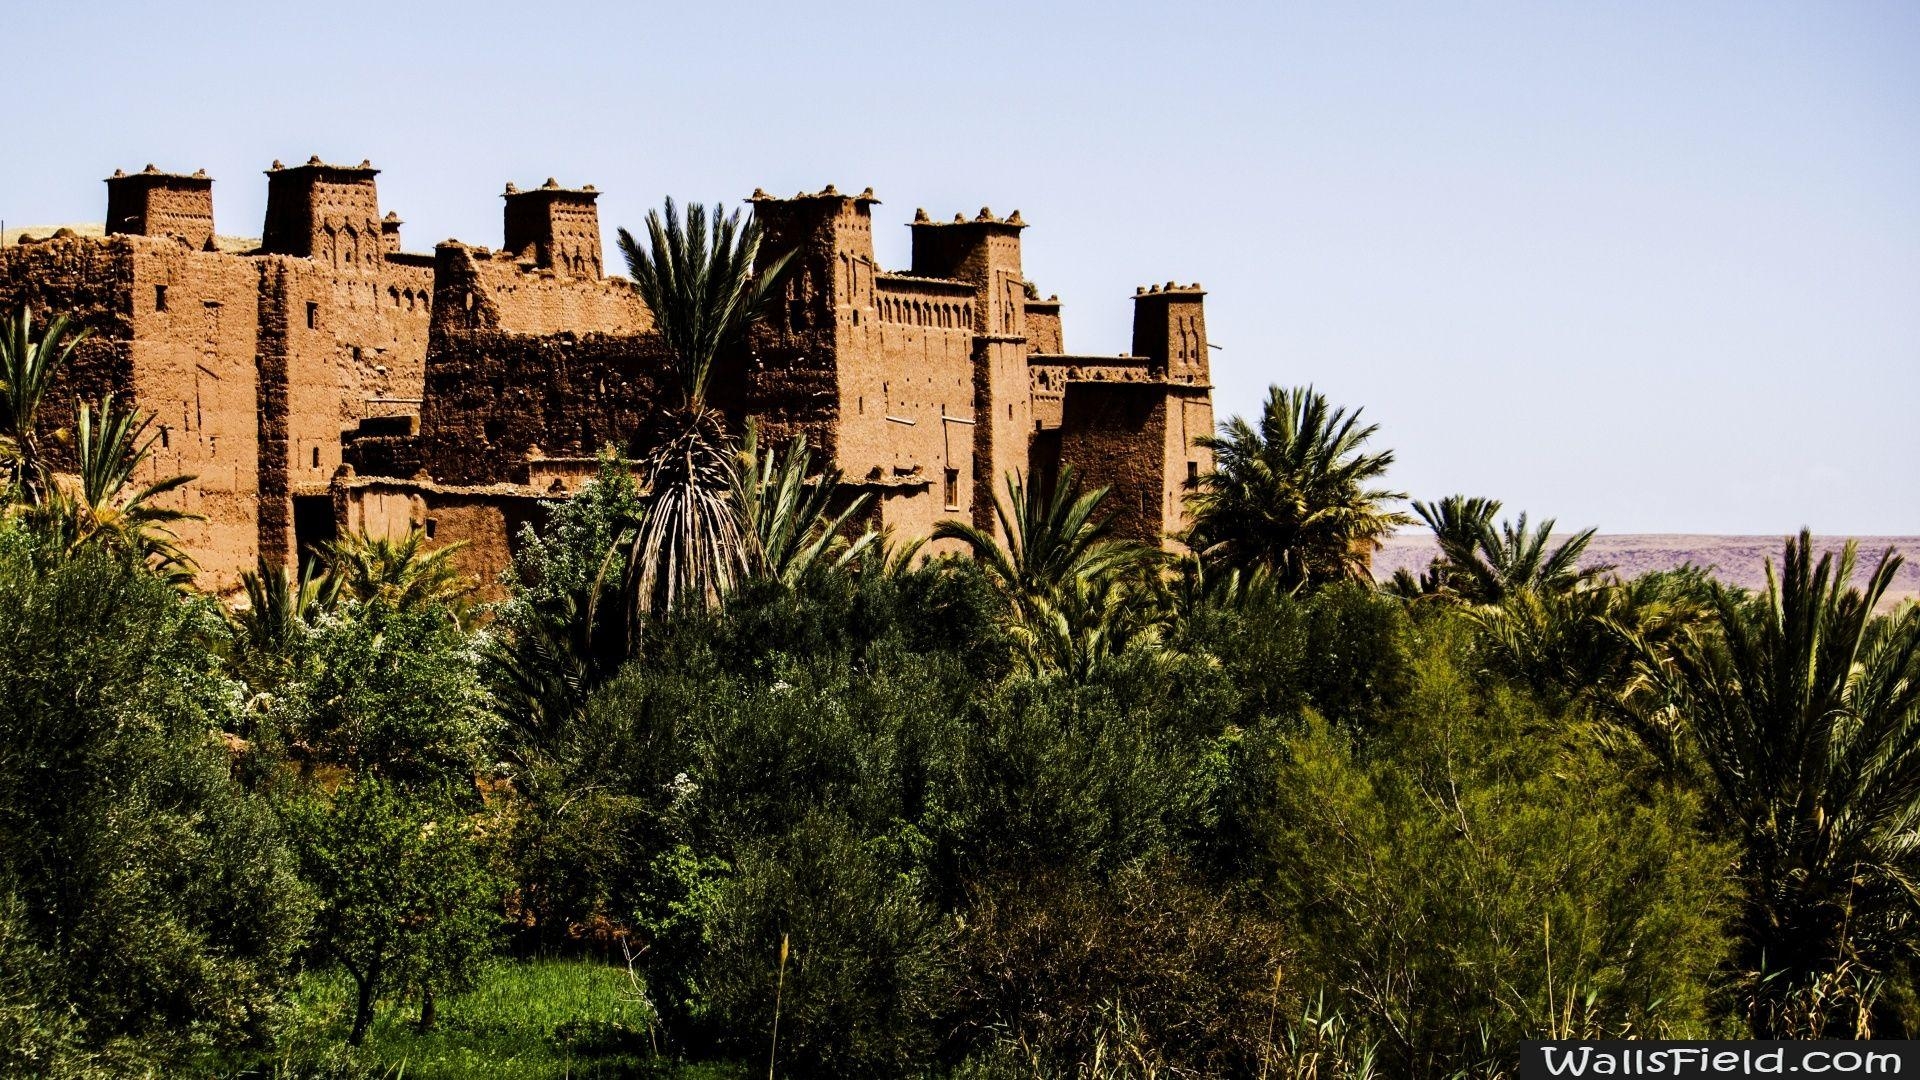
[1187,460,1199,485]
[424,518,438,539]
[305,302,319,329]
[858,396,864,415]
[944,468,960,510]
[154,285,168,312]
[159,426,169,449]
[351,346,363,363]
[312,446,321,469]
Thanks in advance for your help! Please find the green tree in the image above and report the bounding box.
[616,198,792,630]
[272,603,497,784]
[734,421,876,588]
[1258,618,1731,1074]
[1185,385,1408,589]
[283,776,500,1046]
[21,393,199,582]
[0,530,311,1070]
[0,308,89,503]
[493,449,643,744]
[934,466,1159,673]
[322,526,475,625]
[1632,530,1920,1036]
[1399,494,1607,603]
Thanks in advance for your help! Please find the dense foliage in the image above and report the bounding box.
[6,287,1920,1077]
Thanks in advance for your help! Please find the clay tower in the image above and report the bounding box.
[1131,283,1208,384]
[503,179,603,279]
[261,157,385,268]
[104,165,215,249]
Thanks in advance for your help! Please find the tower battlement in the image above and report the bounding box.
[105,165,215,250]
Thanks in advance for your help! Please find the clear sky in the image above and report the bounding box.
[4,2,1915,534]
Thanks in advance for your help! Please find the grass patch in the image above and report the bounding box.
[254,958,744,1080]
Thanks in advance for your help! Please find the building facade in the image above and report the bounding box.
[0,161,1214,593]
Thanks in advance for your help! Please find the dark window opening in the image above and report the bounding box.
[312,446,321,469]
[1187,460,1199,485]
[292,495,338,566]
[159,426,169,449]
[351,346,363,363]
[944,468,960,510]
[305,302,319,329]
[424,517,438,539]
[485,419,508,444]
[154,285,168,312]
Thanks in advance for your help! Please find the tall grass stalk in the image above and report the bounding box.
[768,931,789,1080]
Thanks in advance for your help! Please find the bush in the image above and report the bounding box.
[270,602,498,785]
[1179,580,1413,733]
[283,776,503,1046]
[697,811,954,1078]
[0,533,312,1070]
[1255,617,1733,1075]
[951,856,1284,1076]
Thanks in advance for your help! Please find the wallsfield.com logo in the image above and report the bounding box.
[1521,1042,1911,1077]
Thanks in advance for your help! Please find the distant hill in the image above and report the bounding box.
[1375,533,1920,606]
[2,222,259,254]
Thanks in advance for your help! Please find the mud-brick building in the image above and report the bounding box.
[0,161,1215,594]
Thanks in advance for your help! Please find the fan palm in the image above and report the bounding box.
[25,394,197,581]
[615,198,793,630]
[734,421,877,587]
[1184,385,1408,590]
[1631,530,1920,1036]
[0,308,89,503]
[322,527,475,624]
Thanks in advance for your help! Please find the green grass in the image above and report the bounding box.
[256,958,746,1080]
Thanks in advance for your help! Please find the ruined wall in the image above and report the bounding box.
[1025,297,1064,355]
[1057,380,1172,544]
[0,238,136,421]
[412,331,668,486]
[432,243,649,338]
[1029,355,1157,429]
[337,477,546,599]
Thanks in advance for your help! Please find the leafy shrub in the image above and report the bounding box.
[1179,580,1412,732]
[270,603,498,785]
[697,811,954,1078]
[283,776,503,1046]
[1256,617,1733,1075]
[951,856,1284,1076]
[0,533,312,1069]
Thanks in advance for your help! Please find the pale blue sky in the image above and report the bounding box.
[5,2,1915,533]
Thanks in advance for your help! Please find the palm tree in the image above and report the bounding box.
[615,198,793,630]
[322,527,474,624]
[1633,530,1920,1036]
[0,308,89,502]
[733,421,877,587]
[935,466,1160,672]
[1404,495,1607,604]
[234,554,339,657]
[1184,385,1408,590]
[25,393,197,581]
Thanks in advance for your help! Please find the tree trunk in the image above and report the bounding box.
[417,985,437,1031]
[348,968,378,1047]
